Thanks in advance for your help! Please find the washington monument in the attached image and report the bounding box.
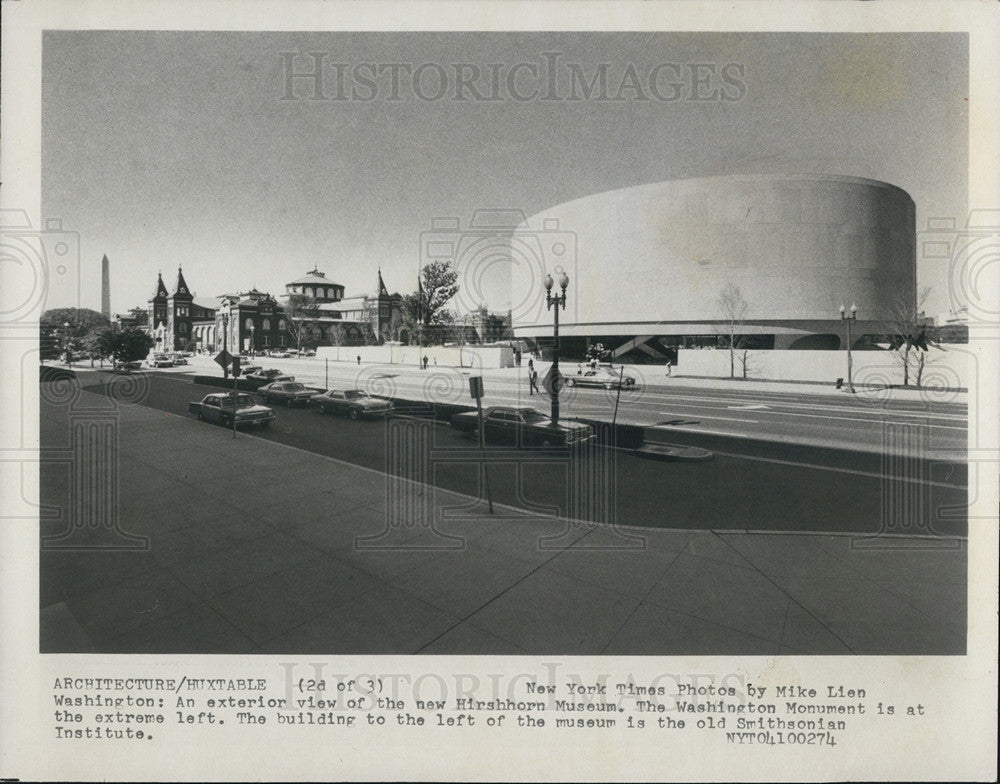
[101,254,110,317]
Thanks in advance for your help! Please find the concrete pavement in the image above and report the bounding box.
[175,353,967,403]
[39,385,966,655]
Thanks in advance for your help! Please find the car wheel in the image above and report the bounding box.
[349,407,361,420]
[196,412,204,421]
[318,403,326,415]
[222,415,232,427]
[565,378,575,387]
[285,397,291,407]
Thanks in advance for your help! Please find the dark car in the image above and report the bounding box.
[450,406,594,447]
[312,389,393,419]
[258,381,320,406]
[243,368,293,388]
[188,392,274,428]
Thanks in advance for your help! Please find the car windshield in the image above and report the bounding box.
[218,394,256,408]
[343,391,364,400]
[284,383,305,391]
[520,410,547,422]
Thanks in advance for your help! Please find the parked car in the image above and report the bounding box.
[312,389,393,419]
[240,365,263,377]
[147,354,175,368]
[267,348,294,358]
[244,368,293,387]
[299,348,316,357]
[450,406,594,447]
[171,354,188,365]
[113,360,142,372]
[258,381,320,406]
[564,366,637,390]
[188,392,274,428]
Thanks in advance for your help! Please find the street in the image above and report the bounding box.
[66,366,967,537]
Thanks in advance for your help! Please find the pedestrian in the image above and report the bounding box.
[357,355,361,365]
[422,354,429,370]
[528,360,539,395]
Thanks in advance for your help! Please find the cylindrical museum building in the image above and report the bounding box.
[509,174,915,361]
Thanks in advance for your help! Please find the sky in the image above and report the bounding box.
[42,31,967,317]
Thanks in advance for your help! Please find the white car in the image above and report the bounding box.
[563,366,638,390]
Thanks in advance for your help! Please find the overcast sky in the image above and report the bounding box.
[42,31,967,316]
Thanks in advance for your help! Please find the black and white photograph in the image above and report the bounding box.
[34,28,972,656]
[2,1,997,781]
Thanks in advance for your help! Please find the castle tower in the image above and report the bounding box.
[147,271,169,352]
[101,254,110,318]
[167,266,194,352]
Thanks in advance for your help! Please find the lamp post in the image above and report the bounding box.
[840,303,857,394]
[544,270,569,424]
[63,322,71,367]
[249,324,255,358]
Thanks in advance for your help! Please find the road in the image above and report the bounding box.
[198,356,967,458]
[67,368,967,537]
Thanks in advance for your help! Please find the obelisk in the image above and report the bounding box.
[101,254,110,317]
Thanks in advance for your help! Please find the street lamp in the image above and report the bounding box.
[839,303,858,394]
[249,324,255,358]
[63,322,71,367]
[544,270,569,423]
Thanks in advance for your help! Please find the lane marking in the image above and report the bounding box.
[727,404,770,410]
[709,448,968,490]
[658,413,760,424]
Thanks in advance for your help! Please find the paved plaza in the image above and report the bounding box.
[39,386,967,655]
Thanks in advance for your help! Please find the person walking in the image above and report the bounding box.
[528,359,539,395]
[422,354,429,370]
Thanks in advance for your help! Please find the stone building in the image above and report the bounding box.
[140,267,403,354]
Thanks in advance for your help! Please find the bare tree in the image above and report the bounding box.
[358,298,380,345]
[283,294,319,349]
[329,324,346,347]
[884,287,934,387]
[380,310,405,344]
[717,282,750,379]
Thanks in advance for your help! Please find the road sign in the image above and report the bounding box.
[214,349,233,369]
[231,357,241,377]
[469,376,484,400]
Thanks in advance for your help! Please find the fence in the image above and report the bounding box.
[676,347,970,388]
[316,344,514,369]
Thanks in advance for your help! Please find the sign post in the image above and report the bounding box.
[469,376,493,514]
[230,357,242,439]
[215,350,236,438]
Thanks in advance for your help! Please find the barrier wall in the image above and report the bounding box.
[677,347,970,389]
[316,344,514,369]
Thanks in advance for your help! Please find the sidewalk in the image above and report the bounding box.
[39,387,966,655]
[180,354,966,405]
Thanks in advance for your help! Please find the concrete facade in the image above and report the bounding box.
[510,174,916,358]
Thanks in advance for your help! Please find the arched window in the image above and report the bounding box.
[262,319,271,331]
[179,322,187,333]
[278,319,286,331]
[245,318,253,330]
